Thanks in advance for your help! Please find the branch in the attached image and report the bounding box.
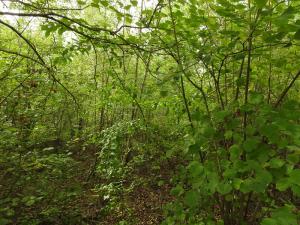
[0,48,43,65]
[0,11,155,52]
[0,19,79,111]
[146,1,164,27]
[0,74,31,106]
[0,19,46,65]
[274,70,300,108]
[1,0,88,11]
[168,0,194,130]
[0,11,113,34]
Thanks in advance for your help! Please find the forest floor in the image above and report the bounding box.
[1,128,179,224]
[59,143,175,225]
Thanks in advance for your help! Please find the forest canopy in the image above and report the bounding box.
[0,0,300,224]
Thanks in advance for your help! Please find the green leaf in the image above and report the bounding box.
[125,15,133,24]
[224,130,233,140]
[214,110,230,122]
[254,0,268,8]
[294,29,300,40]
[25,198,35,206]
[124,5,131,10]
[171,185,184,196]
[100,0,109,7]
[261,218,277,225]
[276,178,290,191]
[240,178,255,193]
[188,161,203,178]
[91,0,99,7]
[269,158,285,168]
[271,205,297,225]
[282,6,296,17]
[77,0,86,5]
[260,124,278,142]
[166,149,174,158]
[254,170,272,192]
[45,30,51,37]
[230,144,241,160]
[160,90,168,97]
[0,218,11,225]
[289,169,300,184]
[184,190,198,208]
[243,138,259,152]
[291,184,300,197]
[130,0,138,7]
[57,27,67,35]
[207,172,219,194]
[158,180,165,186]
[217,182,232,195]
[287,153,299,164]
[249,92,263,105]
[233,178,243,190]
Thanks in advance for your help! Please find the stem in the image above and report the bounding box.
[274,70,300,108]
[244,192,253,220]
[235,54,245,101]
[167,0,194,129]
[243,36,252,140]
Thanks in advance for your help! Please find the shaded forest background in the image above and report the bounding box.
[0,0,300,224]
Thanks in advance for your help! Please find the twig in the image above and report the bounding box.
[274,70,300,108]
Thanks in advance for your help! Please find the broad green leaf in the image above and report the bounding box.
[124,5,131,10]
[171,185,184,197]
[240,178,255,193]
[233,178,243,190]
[214,110,230,122]
[130,0,138,6]
[254,170,272,192]
[207,172,219,194]
[188,161,203,178]
[271,205,297,225]
[188,141,204,154]
[269,158,284,168]
[217,182,232,195]
[276,178,290,191]
[249,92,263,105]
[261,218,277,225]
[291,184,300,197]
[184,190,198,208]
[224,130,233,140]
[289,169,300,184]
[91,0,99,7]
[230,144,241,160]
[255,0,268,8]
[243,138,259,152]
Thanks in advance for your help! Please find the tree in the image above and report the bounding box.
[0,0,299,224]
